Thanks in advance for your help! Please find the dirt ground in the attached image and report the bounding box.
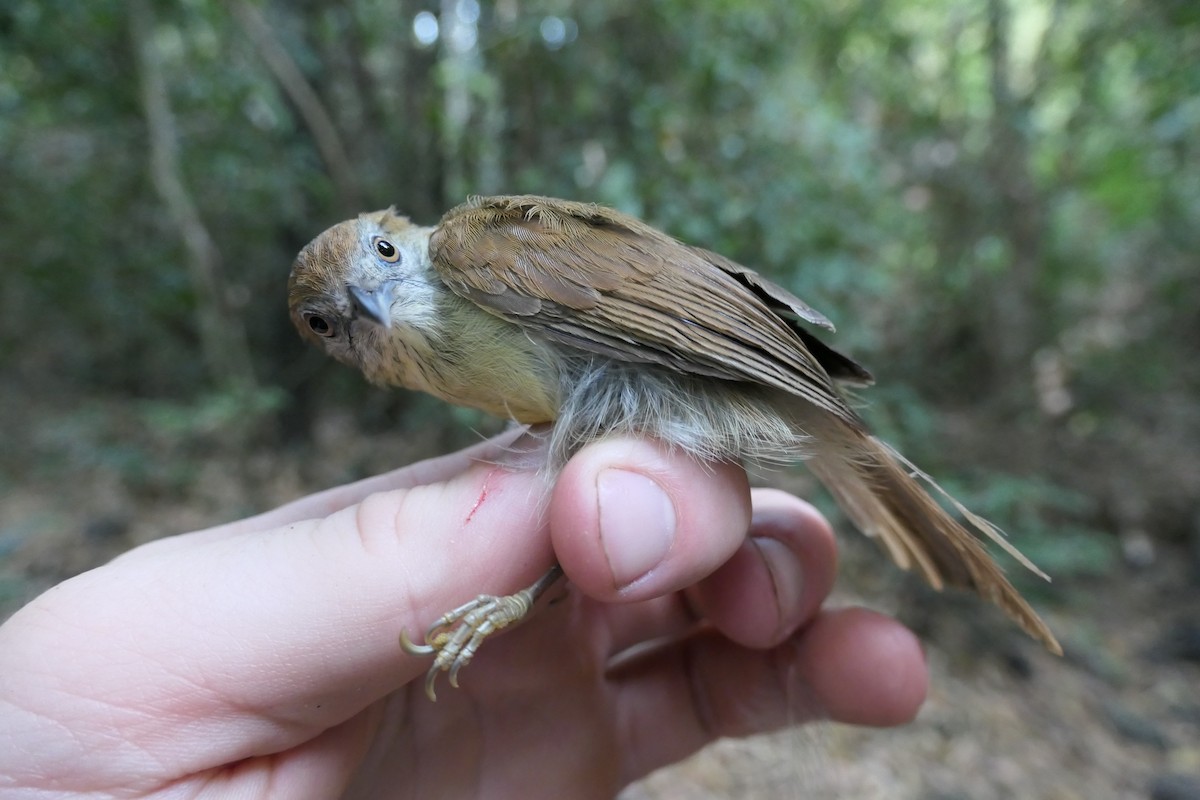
[2,411,1197,800]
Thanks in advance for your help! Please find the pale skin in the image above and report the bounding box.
[0,434,927,799]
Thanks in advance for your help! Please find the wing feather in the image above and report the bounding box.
[424,195,1059,653]
[429,195,864,426]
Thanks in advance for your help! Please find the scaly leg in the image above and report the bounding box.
[400,564,565,700]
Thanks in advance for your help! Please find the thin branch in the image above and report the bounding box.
[231,0,361,211]
[130,0,257,391]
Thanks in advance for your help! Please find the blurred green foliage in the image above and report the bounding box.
[1,0,1197,568]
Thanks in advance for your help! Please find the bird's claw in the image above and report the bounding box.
[400,590,537,701]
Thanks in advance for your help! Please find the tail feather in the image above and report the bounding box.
[806,423,1062,656]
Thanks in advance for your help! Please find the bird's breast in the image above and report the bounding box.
[372,295,562,424]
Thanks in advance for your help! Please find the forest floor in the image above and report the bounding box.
[2,403,1198,800]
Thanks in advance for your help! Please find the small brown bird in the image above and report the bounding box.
[289,195,1060,698]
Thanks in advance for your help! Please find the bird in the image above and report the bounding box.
[288,194,1061,699]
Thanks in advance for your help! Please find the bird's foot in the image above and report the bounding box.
[400,565,564,700]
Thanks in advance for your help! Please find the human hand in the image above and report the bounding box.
[0,433,927,799]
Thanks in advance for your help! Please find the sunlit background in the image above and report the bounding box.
[1,0,1197,796]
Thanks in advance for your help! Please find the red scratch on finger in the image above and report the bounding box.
[464,468,497,525]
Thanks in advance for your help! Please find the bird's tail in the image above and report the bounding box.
[804,416,1062,655]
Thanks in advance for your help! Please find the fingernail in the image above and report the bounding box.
[751,536,805,626]
[598,469,676,588]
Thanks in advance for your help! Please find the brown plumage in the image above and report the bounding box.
[289,194,1061,693]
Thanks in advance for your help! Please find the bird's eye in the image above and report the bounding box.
[305,313,335,338]
[373,237,401,263]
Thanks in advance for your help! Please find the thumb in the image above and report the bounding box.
[550,436,751,601]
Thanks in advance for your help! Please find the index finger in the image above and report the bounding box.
[195,428,530,544]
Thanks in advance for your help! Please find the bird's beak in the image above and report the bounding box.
[347,281,400,329]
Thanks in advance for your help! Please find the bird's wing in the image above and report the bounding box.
[428,195,865,425]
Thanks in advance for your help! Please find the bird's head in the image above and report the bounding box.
[287,208,440,383]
